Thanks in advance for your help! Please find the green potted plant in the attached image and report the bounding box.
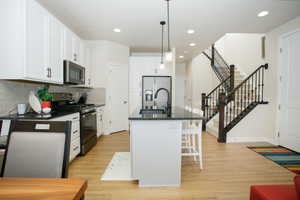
[37,85,53,113]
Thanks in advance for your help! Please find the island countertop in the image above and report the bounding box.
[129,107,206,120]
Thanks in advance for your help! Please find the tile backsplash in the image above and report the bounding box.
[0,80,99,115]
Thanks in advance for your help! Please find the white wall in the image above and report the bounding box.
[215,33,266,75]
[78,40,130,135]
[185,54,218,110]
[175,63,186,108]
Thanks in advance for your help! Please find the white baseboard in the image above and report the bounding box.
[206,125,218,138]
[227,137,276,144]
[265,138,279,145]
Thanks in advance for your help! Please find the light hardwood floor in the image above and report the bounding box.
[69,132,295,200]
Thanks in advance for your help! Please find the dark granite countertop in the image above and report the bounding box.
[129,107,206,120]
[95,104,105,107]
[0,111,79,120]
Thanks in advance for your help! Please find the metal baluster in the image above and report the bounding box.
[248,78,250,105]
[255,72,258,102]
[214,91,216,113]
[225,100,228,126]
[229,97,233,122]
[209,95,211,118]
[246,79,249,107]
[251,75,254,104]
[262,67,265,102]
[205,97,208,119]
[244,81,246,109]
[233,89,236,119]
[245,80,248,108]
[240,83,243,111]
[258,67,261,103]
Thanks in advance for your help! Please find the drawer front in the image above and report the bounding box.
[71,121,80,141]
[69,138,80,161]
[70,113,80,121]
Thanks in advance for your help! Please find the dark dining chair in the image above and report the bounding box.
[0,120,71,178]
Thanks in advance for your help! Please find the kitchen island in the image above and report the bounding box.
[129,107,205,187]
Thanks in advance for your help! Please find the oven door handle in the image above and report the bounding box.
[82,111,97,118]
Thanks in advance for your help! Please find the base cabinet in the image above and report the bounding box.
[96,107,104,137]
[51,113,80,162]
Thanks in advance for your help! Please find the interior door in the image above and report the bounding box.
[108,65,129,133]
[279,29,300,153]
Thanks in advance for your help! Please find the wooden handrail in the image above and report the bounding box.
[213,46,230,70]
[202,52,212,61]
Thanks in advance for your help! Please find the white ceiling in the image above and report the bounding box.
[38,0,300,62]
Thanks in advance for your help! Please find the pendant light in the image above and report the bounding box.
[165,0,172,62]
[160,21,166,69]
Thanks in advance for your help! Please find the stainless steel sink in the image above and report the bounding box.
[139,109,166,115]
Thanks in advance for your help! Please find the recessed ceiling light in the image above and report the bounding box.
[189,43,196,47]
[113,28,121,33]
[179,55,184,59]
[258,11,269,17]
[187,29,195,34]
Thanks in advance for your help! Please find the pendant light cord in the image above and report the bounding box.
[160,21,165,64]
[167,0,171,52]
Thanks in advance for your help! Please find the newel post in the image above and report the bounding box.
[201,93,206,131]
[229,64,235,101]
[218,92,226,143]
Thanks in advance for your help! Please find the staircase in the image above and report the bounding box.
[202,45,269,143]
[203,45,232,91]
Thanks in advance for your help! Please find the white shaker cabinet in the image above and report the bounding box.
[96,107,104,137]
[51,113,81,162]
[64,29,81,64]
[0,0,64,84]
[25,0,49,81]
[72,36,81,64]
[48,16,64,83]
[84,46,93,88]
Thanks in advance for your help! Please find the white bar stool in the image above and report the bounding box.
[182,108,203,169]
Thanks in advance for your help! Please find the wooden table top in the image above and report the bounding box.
[0,178,88,200]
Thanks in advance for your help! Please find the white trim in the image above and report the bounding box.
[227,137,274,144]
[265,138,279,146]
[280,28,300,39]
[277,28,300,147]
[206,126,218,138]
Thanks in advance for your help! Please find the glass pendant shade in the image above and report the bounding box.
[165,51,173,62]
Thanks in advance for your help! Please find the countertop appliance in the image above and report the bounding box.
[142,76,172,112]
[52,93,97,156]
[64,60,85,85]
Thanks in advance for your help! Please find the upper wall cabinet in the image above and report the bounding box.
[25,0,49,82]
[64,29,81,65]
[0,0,74,84]
[48,16,64,84]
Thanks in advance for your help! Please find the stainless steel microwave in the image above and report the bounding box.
[64,60,85,85]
